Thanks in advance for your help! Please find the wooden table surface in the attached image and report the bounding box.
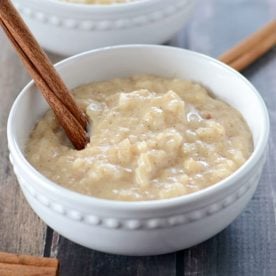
[0,0,275,275]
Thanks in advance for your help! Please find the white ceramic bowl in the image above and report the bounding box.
[8,45,269,256]
[12,0,195,55]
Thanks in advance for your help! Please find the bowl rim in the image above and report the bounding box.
[7,44,270,211]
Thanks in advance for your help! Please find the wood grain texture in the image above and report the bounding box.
[0,30,62,255]
[0,30,47,255]
[57,238,176,276]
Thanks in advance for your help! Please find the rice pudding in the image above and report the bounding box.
[26,75,253,201]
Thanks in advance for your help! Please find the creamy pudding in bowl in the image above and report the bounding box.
[26,75,253,201]
[8,46,269,255]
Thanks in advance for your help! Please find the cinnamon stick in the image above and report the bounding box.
[0,263,57,276]
[0,0,89,150]
[0,252,58,267]
[228,30,276,71]
[0,0,88,130]
[0,252,59,276]
[219,20,276,71]
[0,18,88,150]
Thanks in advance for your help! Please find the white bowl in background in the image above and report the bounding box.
[12,0,196,55]
[8,45,269,256]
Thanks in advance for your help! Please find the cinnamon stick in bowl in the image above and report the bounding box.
[0,0,89,150]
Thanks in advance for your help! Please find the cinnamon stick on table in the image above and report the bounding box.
[219,20,276,71]
[0,252,59,276]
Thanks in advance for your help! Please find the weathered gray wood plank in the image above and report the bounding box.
[0,30,48,255]
[56,237,176,276]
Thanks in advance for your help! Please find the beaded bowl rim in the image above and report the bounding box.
[14,0,194,30]
[14,0,194,17]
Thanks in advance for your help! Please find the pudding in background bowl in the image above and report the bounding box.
[12,0,196,55]
[61,0,136,4]
[7,45,269,256]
